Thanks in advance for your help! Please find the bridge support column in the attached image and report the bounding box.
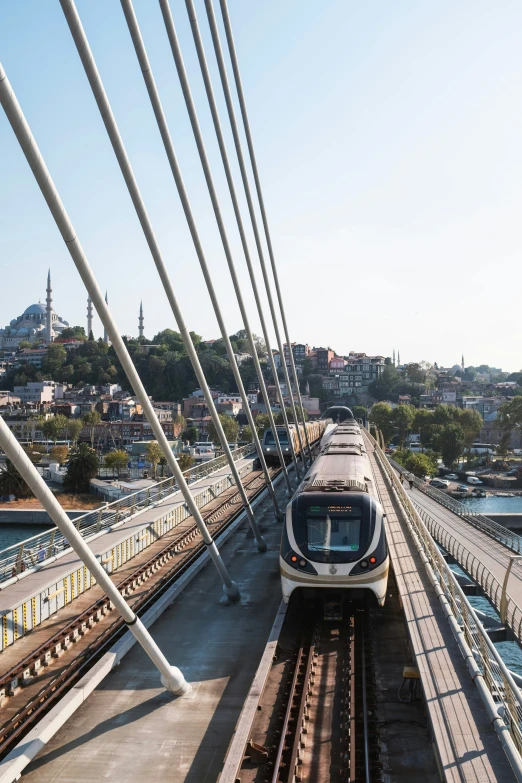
[0,418,191,697]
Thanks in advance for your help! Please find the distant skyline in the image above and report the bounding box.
[1,1,522,371]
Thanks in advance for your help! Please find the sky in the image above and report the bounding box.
[1,1,521,371]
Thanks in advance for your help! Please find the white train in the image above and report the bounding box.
[261,420,328,465]
[280,417,389,612]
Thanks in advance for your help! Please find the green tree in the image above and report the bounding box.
[369,402,394,444]
[104,449,128,477]
[241,426,253,443]
[183,426,199,445]
[432,404,457,426]
[63,444,99,493]
[59,326,87,341]
[17,340,33,350]
[456,409,483,452]
[394,449,437,478]
[178,453,194,471]
[352,405,368,421]
[254,414,271,436]
[438,424,465,468]
[368,364,400,401]
[405,363,426,385]
[146,441,163,478]
[50,445,69,465]
[412,409,434,450]
[208,414,239,445]
[42,414,69,445]
[172,414,186,438]
[23,445,44,464]
[83,410,102,448]
[498,397,522,438]
[275,406,308,424]
[41,343,67,377]
[0,460,32,498]
[67,418,84,445]
[392,405,415,446]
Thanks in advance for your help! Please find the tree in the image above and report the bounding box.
[59,326,87,341]
[82,410,102,448]
[23,445,44,464]
[67,419,84,446]
[241,426,253,443]
[208,414,239,445]
[393,449,437,478]
[405,363,426,385]
[369,402,394,444]
[18,340,33,350]
[104,449,129,477]
[412,409,434,450]
[438,424,465,468]
[254,414,271,436]
[178,454,194,471]
[275,406,308,424]
[456,409,483,452]
[498,397,522,436]
[172,414,186,438]
[50,445,69,465]
[432,404,457,426]
[368,364,400,401]
[392,405,415,446]
[0,460,32,498]
[41,343,67,377]
[183,426,199,445]
[146,441,163,478]
[63,444,99,493]
[42,414,69,445]
[352,405,367,421]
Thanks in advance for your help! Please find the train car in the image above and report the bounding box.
[321,406,354,423]
[280,419,389,612]
[261,419,328,465]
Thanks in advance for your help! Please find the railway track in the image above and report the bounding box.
[240,604,378,783]
[0,466,280,760]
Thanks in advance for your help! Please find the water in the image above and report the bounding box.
[448,565,522,674]
[0,523,53,552]
[460,496,522,513]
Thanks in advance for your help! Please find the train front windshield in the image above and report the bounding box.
[293,494,375,563]
[265,430,289,445]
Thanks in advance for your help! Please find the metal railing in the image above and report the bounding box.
[369,432,522,762]
[388,457,522,554]
[0,443,256,584]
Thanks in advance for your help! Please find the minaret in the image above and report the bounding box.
[461,354,465,372]
[393,348,396,366]
[397,349,401,366]
[138,300,144,339]
[87,295,93,340]
[46,269,53,343]
[103,291,109,345]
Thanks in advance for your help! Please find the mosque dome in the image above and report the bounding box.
[23,303,47,316]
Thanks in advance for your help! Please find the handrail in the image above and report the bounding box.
[388,457,522,554]
[367,431,522,760]
[0,443,256,583]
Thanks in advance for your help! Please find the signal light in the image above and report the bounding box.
[370,557,377,564]
[291,555,298,562]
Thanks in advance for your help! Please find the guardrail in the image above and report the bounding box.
[368,432,522,763]
[388,457,522,554]
[0,443,256,584]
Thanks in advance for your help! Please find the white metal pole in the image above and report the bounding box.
[118,0,283,518]
[186,0,308,470]
[0,59,240,602]
[0,417,190,695]
[218,0,313,462]
[60,0,267,548]
[158,0,301,488]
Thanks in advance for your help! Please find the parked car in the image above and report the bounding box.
[467,476,483,485]
[430,479,450,489]
[444,474,459,481]
[457,484,469,492]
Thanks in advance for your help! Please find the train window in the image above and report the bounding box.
[265,431,289,445]
[305,507,362,553]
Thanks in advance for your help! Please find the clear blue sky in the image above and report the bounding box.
[1,1,521,371]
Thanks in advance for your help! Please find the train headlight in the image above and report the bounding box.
[360,560,369,569]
